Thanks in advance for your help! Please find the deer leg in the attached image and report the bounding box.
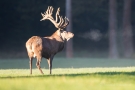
[36,61,44,74]
[47,56,54,74]
[29,57,33,74]
[36,57,44,74]
[47,59,52,74]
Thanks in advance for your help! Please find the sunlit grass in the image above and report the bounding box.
[0,75,134,90]
[0,67,135,77]
[0,68,135,90]
[0,58,135,90]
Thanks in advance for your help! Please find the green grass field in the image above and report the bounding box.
[0,58,135,90]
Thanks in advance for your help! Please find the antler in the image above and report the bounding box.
[40,6,69,29]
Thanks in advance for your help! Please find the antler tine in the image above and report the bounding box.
[41,7,50,17]
[58,16,64,28]
[40,6,54,21]
[56,16,69,29]
[41,13,44,17]
[45,6,53,15]
[61,17,69,28]
[40,6,69,29]
[56,16,62,28]
[44,6,49,15]
[48,6,53,15]
[48,6,51,14]
[56,7,60,22]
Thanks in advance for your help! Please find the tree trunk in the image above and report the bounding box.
[122,0,133,58]
[66,0,73,58]
[109,0,119,58]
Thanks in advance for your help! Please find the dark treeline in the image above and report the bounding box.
[0,0,135,58]
[0,0,65,51]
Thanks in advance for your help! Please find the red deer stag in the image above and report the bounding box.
[25,6,74,74]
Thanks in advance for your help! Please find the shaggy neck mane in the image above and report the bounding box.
[51,30,65,42]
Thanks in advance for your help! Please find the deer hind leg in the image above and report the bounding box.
[28,52,34,74]
[29,57,33,74]
[36,56,44,74]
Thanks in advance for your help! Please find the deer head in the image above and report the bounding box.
[40,6,73,41]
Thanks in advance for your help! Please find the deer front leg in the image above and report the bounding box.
[47,59,52,74]
[47,56,54,74]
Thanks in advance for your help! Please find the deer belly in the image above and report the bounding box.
[42,52,51,59]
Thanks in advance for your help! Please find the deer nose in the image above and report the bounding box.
[71,33,74,37]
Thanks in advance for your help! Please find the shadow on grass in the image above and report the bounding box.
[1,71,135,79]
[52,71,135,77]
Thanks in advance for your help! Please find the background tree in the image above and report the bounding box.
[108,0,119,58]
[122,0,133,58]
[66,0,73,58]
[1,0,135,58]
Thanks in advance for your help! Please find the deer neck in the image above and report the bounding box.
[51,29,66,42]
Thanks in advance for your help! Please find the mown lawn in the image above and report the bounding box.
[0,58,135,90]
[0,69,135,90]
